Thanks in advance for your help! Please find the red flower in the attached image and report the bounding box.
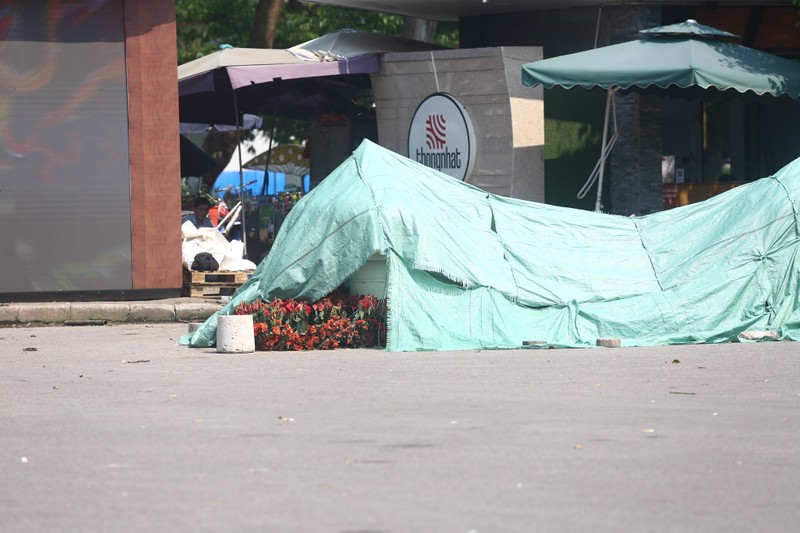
[239,292,386,351]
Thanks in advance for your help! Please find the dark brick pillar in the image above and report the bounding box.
[601,6,664,215]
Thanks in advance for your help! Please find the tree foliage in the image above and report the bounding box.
[176,0,458,189]
[176,0,457,64]
[795,0,800,28]
[176,0,256,63]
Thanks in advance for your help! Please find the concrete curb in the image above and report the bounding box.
[0,298,224,326]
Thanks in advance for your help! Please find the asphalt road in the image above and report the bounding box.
[2,323,799,532]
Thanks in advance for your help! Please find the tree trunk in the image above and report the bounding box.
[249,0,283,48]
[201,0,283,192]
[403,16,437,43]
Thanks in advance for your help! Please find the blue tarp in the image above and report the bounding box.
[211,170,310,197]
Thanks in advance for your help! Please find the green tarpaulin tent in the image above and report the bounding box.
[182,139,800,351]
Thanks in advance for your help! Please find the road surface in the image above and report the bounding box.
[2,323,799,532]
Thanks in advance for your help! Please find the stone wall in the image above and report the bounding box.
[372,47,545,201]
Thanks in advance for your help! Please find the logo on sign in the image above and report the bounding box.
[426,114,446,149]
[408,93,475,181]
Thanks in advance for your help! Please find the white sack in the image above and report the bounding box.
[181,221,257,271]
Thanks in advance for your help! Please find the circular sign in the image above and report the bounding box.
[407,92,476,181]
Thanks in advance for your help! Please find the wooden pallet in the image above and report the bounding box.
[184,270,253,285]
[187,284,239,299]
[184,270,253,299]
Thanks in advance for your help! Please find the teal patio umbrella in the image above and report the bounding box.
[522,19,800,211]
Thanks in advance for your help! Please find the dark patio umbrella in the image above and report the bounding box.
[178,75,371,124]
[178,46,379,95]
[180,113,263,134]
[522,19,800,211]
[178,45,382,256]
[288,28,446,60]
[179,134,215,177]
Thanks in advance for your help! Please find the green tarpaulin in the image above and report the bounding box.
[182,139,800,351]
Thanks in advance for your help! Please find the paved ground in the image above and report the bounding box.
[2,323,799,532]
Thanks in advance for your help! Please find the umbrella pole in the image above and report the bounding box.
[594,88,617,212]
[260,99,279,197]
[232,92,248,259]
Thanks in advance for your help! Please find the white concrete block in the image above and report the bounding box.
[217,315,255,353]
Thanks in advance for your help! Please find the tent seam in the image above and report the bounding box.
[351,147,390,255]
[631,217,665,292]
[352,148,394,350]
[260,208,378,297]
[771,175,800,239]
[486,195,521,303]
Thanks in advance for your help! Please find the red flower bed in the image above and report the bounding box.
[233,292,387,351]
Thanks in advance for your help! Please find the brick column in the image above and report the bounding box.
[125,0,183,289]
[602,6,664,215]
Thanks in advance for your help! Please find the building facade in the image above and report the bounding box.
[312,0,800,215]
[0,0,182,299]
[372,47,545,201]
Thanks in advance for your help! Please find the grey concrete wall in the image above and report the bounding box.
[372,47,544,201]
